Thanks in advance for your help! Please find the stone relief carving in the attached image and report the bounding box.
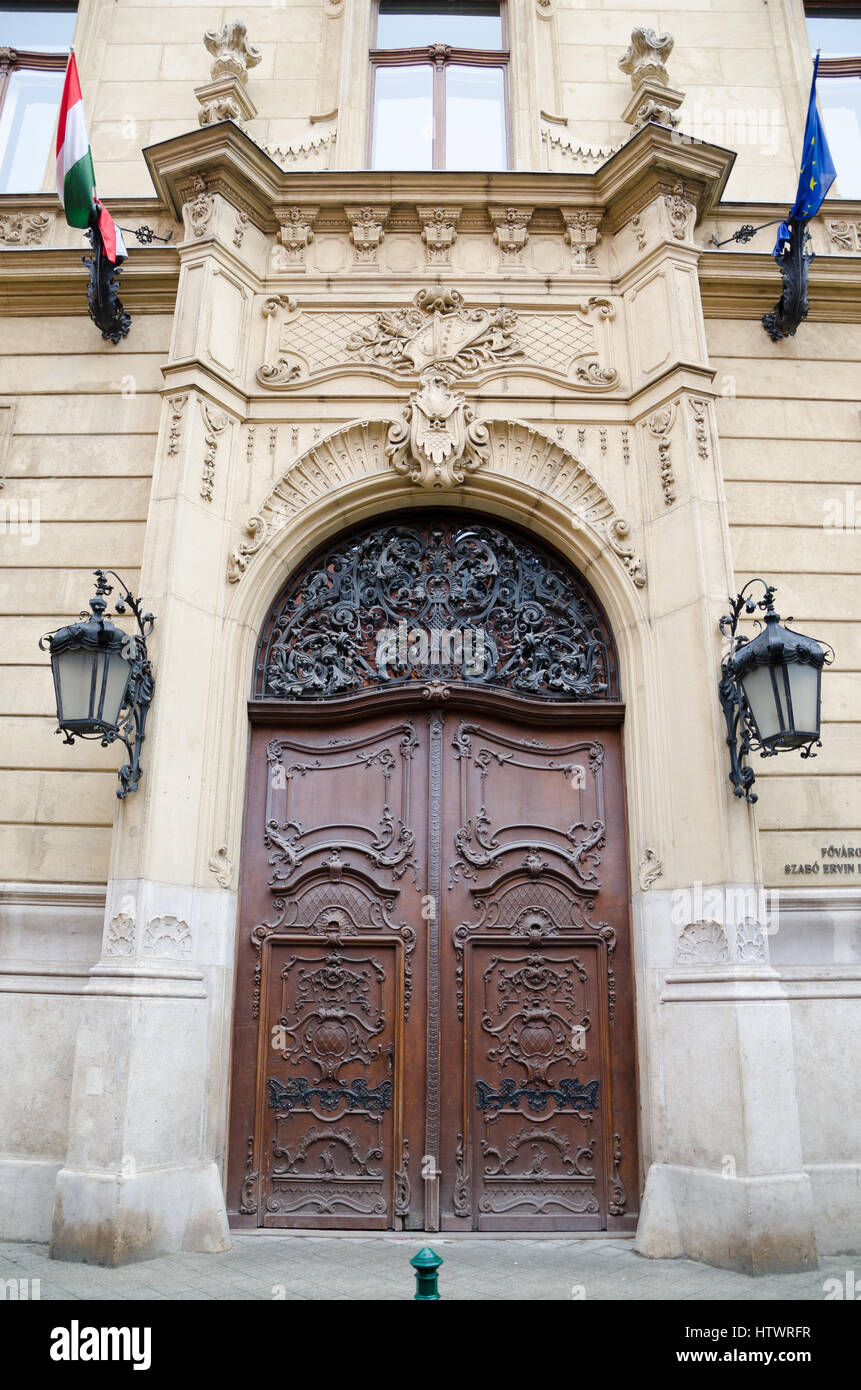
[630,213,647,253]
[827,219,861,253]
[647,403,677,506]
[183,175,215,240]
[490,205,533,264]
[734,918,768,964]
[233,211,249,248]
[200,399,230,502]
[346,285,522,378]
[663,181,695,241]
[276,206,317,267]
[264,130,337,169]
[345,205,388,264]
[676,920,729,965]
[0,211,52,245]
[227,419,645,589]
[562,209,602,269]
[417,205,461,265]
[688,397,709,461]
[638,848,663,891]
[385,370,490,488]
[166,393,188,457]
[209,845,233,889]
[106,913,135,956]
[143,916,193,960]
[256,287,619,392]
[541,129,622,170]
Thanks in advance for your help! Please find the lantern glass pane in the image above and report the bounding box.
[786,662,820,739]
[741,663,784,741]
[54,648,96,724]
[101,647,132,727]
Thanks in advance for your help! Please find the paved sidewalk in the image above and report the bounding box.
[0,1235,854,1301]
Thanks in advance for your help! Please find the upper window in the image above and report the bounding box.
[805,3,861,197]
[370,2,509,170]
[0,3,77,194]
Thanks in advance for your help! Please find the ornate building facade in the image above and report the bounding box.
[0,1,859,1273]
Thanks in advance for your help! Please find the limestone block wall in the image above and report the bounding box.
[707,319,861,890]
[0,315,172,886]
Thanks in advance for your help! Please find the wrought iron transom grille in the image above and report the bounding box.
[253,514,619,701]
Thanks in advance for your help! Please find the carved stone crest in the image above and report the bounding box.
[347,285,522,379]
[385,370,490,488]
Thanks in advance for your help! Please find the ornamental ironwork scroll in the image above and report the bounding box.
[253,515,619,702]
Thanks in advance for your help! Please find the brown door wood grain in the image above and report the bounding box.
[227,694,637,1233]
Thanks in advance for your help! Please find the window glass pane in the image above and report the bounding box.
[445,64,505,169]
[806,9,861,57]
[0,68,64,193]
[372,64,434,169]
[818,76,861,195]
[377,2,502,50]
[0,4,77,50]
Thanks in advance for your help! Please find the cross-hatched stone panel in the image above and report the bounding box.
[516,315,597,373]
[280,313,377,369]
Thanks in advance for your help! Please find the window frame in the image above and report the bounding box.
[804,2,861,75]
[0,4,78,194]
[368,1,511,171]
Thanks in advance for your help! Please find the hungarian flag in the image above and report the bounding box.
[56,54,126,264]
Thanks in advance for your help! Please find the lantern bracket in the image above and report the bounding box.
[40,569,155,799]
[718,578,832,804]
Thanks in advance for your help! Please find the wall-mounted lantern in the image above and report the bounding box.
[40,570,155,799]
[719,579,833,803]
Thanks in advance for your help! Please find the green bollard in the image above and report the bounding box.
[410,1246,443,1300]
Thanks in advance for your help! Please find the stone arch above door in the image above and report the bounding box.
[227,418,645,592]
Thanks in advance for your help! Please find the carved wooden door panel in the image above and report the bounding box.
[228,712,429,1229]
[439,714,635,1231]
[229,705,635,1232]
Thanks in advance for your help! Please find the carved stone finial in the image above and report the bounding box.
[196,20,261,127]
[619,27,674,88]
[385,369,490,489]
[204,20,262,84]
[619,28,684,131]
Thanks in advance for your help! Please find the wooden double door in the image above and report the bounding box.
[228,694,637,1231]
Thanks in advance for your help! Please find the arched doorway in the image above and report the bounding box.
[227,513,637,1232]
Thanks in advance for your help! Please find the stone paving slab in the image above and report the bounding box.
[0,1236,855,1301]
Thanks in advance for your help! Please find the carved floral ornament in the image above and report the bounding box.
[226,416,645,589]
[256,285,620,392]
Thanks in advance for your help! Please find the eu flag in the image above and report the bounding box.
[774,56,836,256]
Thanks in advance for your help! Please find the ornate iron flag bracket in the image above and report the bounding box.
[762,217,813,342]
[83,224,131,344]
[718,583,775,803]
